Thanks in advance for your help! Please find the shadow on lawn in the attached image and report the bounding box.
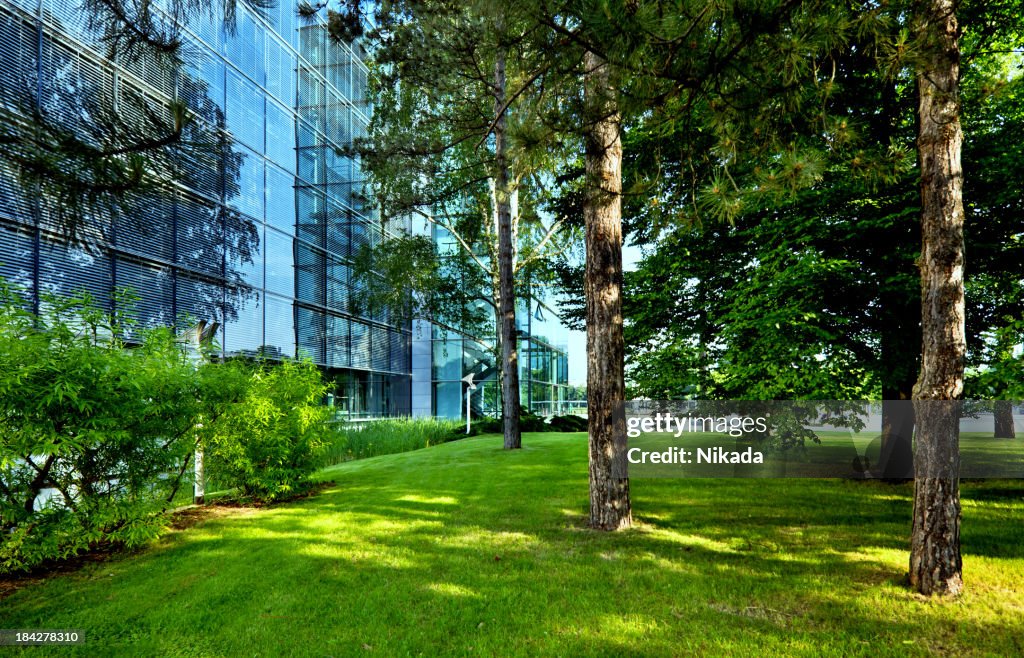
[2,438,1023,656]
[117,476,1019,656]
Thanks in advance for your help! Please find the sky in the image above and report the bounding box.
[565,241,644,385]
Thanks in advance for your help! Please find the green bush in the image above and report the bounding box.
[548,414,588,432]
[471,412,587,434]
[0,286,197,573]
[323,417,465,463]
[473,416,502,434]
[0,278,338,572]
[201,360,330,501]
[520,410,548,432]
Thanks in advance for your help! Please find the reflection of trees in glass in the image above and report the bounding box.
[78,0,274,63]
[0,12,260,326]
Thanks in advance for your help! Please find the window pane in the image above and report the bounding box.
[265,228,294,297]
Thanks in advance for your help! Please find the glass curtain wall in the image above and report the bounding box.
[0,0,411,417]
[427,225,569,420]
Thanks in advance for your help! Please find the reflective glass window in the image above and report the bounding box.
[326,258,348,313]
[295,241,325,306]
[226,70,264,152]
[227,147,265,220]
[225,9,264,86]
[433,382,461,419]
[433,339,463,381]
[327,314,350,368]
[265,36,296,107]
[266,100,296,173]
[225,290,263,355]
[176,195,224,276]
[350,321,370,368]
[296,186,325,247]
[264,293,295,358]
[264,227,294,297]
[227,220,263,289]
[266,165,296,233]
[297,305,325,362]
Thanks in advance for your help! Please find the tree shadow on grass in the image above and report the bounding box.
[2,438,1023,656]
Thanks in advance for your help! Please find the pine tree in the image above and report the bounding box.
[314,1,574,448]
[908,0,965,597]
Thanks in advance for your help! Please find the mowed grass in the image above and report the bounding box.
[2,433,1023,657]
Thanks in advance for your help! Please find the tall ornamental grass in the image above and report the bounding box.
[323,417,465,463]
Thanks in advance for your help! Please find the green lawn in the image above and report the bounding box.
[2,432,1023,657]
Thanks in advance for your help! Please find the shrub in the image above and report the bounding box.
[472,412,588,434]
[201,359,330,501]
[548,414,588,432]
[520,411,548,432]
[0,285,197,573]
[473,416,502,434]
[467,413,588,434]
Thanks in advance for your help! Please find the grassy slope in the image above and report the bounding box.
[2,433,1023,657]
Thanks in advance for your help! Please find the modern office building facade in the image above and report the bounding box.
[410,222,571,421]
[0,0,412,417]
[413,303,570,420]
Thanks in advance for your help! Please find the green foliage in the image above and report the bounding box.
[320,412,583,457]
[617,14,1024,403]
[201,360,330,502]
[546,414,588,432]
[0,278,338,571]
[519,410,548,433]
[472,416,503,434]
[322,417,465,463]
[475,412,584,433]
[475,408,547,433]
[0,283,197,573]
[966,318,1024,400]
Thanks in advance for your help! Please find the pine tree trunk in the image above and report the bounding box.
[909,0,965,597]
[583,50,631,531]
[993,400,1015,439]
[494,48,522,450]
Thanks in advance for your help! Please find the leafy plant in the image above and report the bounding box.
[201,359,330,502]
[0,282,197,573]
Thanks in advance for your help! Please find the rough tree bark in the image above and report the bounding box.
[583,50,631,531]
[909,0,965,597]
[494,46,522,450]
[993,400,1015,439]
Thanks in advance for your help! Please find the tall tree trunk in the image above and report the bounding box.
[993,400,1015,439]
[583,50,631,531]
[494,47,522,450]
[909,0,965,597]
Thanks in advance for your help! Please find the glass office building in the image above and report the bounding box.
[411,223,571,420]
[0,0,411,417]
[423,302,570,420]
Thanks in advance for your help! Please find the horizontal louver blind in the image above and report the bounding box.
[263,293,294,359]
[176,193,223,276]
[296,305,324,362]
[116,256,172,328]
[350,320,369,368]
[371,325,388,371]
